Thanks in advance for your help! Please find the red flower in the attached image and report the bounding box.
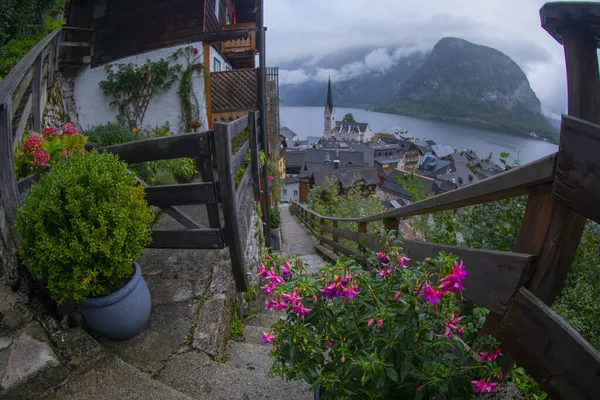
[193,48,198,54]
[143,71,149,77]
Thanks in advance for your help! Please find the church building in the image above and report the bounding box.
[323,78,372,143]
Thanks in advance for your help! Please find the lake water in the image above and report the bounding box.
[279,106,558,166]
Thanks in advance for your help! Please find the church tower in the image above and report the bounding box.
[324,77,335,138]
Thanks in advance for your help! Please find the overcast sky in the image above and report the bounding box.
[264,0,583,116]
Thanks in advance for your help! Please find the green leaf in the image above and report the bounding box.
[385,368,398,383]
[400,362,410,382]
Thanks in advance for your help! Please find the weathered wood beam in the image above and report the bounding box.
[498,288,600,400]
[231,139,250,176]
[202,28,254,44]
[144,183,217,208]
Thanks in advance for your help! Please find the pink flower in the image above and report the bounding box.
[257,263,268,277]
[43,127,58,136]
[422,282,442,304]
[341,284,359,299]
[268,175,274,181]
[23,132,42,152]
[327,342,333,348]
[320,281,338,299]
[340,356,345,363]
[61,123,79,135]
[368,318,374,327]
[439,260,467,294]
[261,284,276,296]
[292,302,311,317]
[377,251,391,264]
[480,348,502,362]
[33,149,50,167]
[265,296,286,311]
[377,319,384,327]
[312,295,318,303]
[471,378,498,393]
[265,269,284,284]
[281,289,301,305]
[396,253,410,266]
[394,291,402,299]
[262,331,277,343]
[281,262,292,276]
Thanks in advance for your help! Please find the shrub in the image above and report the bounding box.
[259,248,505,399]
[14,124,87,179]
[16,151,154,304]
[84,122,140,146]
[270,206,281,229]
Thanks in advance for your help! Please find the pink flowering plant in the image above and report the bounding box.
[258,247,505,399]
[15,123,87,179]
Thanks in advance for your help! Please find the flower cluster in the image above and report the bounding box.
[15,124,88,179]
[263,247,505,398]
[258,253,313,342]
[420,260,467,305]
[320,273,359,299]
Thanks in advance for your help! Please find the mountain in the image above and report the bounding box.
[376,38,559,143]
[279,47,426,108]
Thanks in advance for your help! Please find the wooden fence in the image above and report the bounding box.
[292,3,600,398]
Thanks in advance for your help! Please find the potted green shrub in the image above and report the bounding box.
[257,246,506,399]
[269,205,282,251]
[16,151,154,340]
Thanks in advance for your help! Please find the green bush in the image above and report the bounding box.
[270,206,281,229]
[84,122,140,146]
[16,151,154,304]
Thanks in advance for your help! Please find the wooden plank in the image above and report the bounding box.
[99,132,209,163]
[498,288,600,400]
[231,139,250,176]
[360,153,557,223]
[196,138,222,230]
[320,224,358,242]
[60,41,92,47]
[228,115,249,140]
[0,27,62,107]
[321,236,356,257]
[214,121,249,292]
[0,104,19,248]
[361,235,534,314]
[162,206,202,230]
[62,26,96,32]
[32,55,43,133]
[144,183,216,207]
[150,229,223,249]
[553,116,600,222]
[203,43,213,130]
[540,2,600,47]
[13,93,32,148]
[10,67,34,120]
[293,202,359,222]
[235,167,251,212]
[248,111,261,202]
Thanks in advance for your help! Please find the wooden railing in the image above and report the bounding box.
[290,3,600,397]
[221,23,257,53]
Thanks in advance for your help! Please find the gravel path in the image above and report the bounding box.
[280,204,328,274]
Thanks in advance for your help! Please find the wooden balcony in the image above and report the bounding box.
[221,23,257,54]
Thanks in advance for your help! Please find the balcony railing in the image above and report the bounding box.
[221,23,257,54]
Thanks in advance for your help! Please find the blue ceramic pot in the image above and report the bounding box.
[80,262,151,340]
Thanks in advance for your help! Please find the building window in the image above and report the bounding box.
[283,189,287,195]
[225,65,231,71]
[293,190,298,196]
[215,0,220,20]
[213,58,221,72]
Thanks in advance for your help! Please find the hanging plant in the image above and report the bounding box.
[99,58,181,129]
[169,46,210,133]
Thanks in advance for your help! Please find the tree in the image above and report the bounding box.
[342,113,356,123]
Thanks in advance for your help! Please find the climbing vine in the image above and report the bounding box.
[169,46,210,133]
[99,58,181,129]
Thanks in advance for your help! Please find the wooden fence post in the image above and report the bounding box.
[332,220,339,243]
[358,222,367,252]
[214,121,249,292]
[248,110,261,202]
[32,54,43,133]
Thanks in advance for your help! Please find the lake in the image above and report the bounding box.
[279,106,558,166]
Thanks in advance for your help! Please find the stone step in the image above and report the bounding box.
[41,353,194,400]
[158,351,312,400]
[242,325,272,346]
[245,311,284,328]
[226,341,274,375]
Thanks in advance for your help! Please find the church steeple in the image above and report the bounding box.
[326,76,334,112]
[324,76,335,138]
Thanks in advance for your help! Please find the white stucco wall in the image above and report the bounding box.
[282,181,299,203]
[74,42,231,134]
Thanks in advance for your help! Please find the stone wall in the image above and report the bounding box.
[43,72,79,129]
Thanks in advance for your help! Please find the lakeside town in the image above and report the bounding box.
[280,79,504,207]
